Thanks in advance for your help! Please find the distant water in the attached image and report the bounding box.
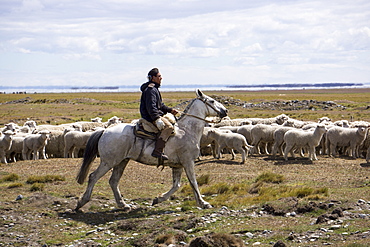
[1,82,369,94]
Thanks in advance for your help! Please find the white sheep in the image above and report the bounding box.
[2,122,19,133]
[271,126,295,158]
[34,123,82,133]
[282,118,315,128]
[246,114,289,125]
[199,127,220,158]
[217,126,240,133]
[350,121,370,128]
[91,117,102,122]
[6,136,25,163]
[104,116,122,128]
[333,120,350,128]
[64,131,94,158]
[45,130,65,158]
[74,121,105,132]
[0,130,15,164]
[213,118,252,127]
[366,147,370,163]
[359,128,370,159]
[236,125,254,144]
[199,127,234,159]
[283,125,327,161]
[250,124,284,155]
[326,125,368,159]
[22,130,50,160]
[318,117,331,124]
[207,129,253,164]
[23,120,37,132]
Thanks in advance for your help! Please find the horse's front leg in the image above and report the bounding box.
[183,161,212,209]
[109,159,130,210]
[152,167,183,206]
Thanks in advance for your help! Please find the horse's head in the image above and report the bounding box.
[196,89,228,119]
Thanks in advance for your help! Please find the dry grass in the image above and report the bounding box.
[1,88,370,126]
[0,155,369,246]
[0,88,369,246]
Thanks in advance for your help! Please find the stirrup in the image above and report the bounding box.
[152,152,169,160]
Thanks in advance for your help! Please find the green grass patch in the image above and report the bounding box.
[204,181,328,208]
[7,182,23,189]
[0,173,19,182]
[30,182,45,191]
[197,174,210,186]
[26,175,65,184]
[255,171,285,184]
[259,185,328,199]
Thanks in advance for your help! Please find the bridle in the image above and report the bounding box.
[178,97,224,123]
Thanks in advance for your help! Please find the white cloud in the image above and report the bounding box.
[0,0,369,88]
[18,0,44,13]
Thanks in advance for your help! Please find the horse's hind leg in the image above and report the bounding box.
[109,159,130,210]
[76,161,113,211]
[152,167,183,206]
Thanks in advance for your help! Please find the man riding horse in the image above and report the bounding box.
[140,68,178,160]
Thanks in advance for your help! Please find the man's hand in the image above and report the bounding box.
[155,118,165,130]
[171,109,179,115]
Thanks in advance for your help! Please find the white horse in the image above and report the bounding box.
[75,89,228,210]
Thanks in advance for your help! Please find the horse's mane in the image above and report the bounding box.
[177,98,197,121]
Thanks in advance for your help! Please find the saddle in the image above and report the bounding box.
[134,114,177,140]
[134,118,159,140]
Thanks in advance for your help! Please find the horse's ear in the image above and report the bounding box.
[196,89,204,98]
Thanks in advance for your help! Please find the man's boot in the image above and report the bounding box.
[152,138,169,160]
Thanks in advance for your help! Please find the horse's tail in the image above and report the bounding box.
[76,129,105,184]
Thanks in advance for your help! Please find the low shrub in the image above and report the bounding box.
[255,171,285,184]
[7,182,23,189]
[1,173,19,182]
[30,183,45,191]
[197,174,210,186]
[26,175,65,184]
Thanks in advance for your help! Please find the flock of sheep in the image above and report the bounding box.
[0,116,121,164]
[200,114,370,164]
[1,113,369,165]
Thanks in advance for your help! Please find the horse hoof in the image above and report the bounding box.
[74,207,83,213]
[118,205,131,212]
[152,197,159,206]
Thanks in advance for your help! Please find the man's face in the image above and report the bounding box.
[152,73,162,84]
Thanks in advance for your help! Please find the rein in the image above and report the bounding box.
[179,112,221,123]
[177,97,223,123]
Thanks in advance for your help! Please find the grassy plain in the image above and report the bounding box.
[0,88,370,246]
[1,88,370,126]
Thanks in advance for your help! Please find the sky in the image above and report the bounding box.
[0,0,369,90]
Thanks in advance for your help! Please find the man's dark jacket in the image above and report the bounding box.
[140,81,173,122]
